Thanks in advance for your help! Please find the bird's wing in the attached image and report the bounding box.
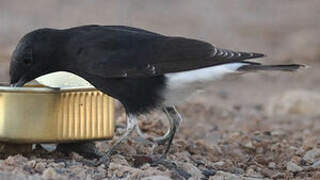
[79,33,264,78]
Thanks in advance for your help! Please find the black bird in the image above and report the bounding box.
[9,25,304,163]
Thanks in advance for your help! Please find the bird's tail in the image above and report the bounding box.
[237,64,306,72]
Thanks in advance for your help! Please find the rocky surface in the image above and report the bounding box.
[0,0,320,179]
[0,101,320,179]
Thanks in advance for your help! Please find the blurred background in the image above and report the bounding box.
[1,0,319,81]
[1,0,319,110]
[1,1,320,179]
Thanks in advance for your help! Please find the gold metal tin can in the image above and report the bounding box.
[0,86,114,143]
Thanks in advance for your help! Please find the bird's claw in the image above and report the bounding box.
[93,151,113,167]
[80,152,112,167]
[149,156,192,179]
[79,158,101,167]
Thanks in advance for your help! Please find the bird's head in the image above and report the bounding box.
[9,29,61,87]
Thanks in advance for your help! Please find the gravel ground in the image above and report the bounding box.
[1,87,320,180]
[1,1,320,179]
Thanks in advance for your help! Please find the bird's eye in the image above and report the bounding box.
[23,58,32,66]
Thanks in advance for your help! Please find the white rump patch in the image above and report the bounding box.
[163,63,247,105]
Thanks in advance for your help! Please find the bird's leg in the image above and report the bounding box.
[160,106,182,158]
[148,107,183,172]
[135,106,182,145]
[98,114,138,165]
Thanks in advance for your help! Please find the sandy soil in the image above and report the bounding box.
[0,1,320,179]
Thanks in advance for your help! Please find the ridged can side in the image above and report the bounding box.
[56,90,114,141]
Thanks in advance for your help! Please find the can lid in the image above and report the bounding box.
[36,71,94,88]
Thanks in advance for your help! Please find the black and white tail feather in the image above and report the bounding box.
[210,47,304,72]
[163,48,305,106]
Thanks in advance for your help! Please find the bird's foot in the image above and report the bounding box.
[135,106,182,146]
[98,150,112,166]
[132,154,191,179]
[136,125,170,145]
[76,151,112,167]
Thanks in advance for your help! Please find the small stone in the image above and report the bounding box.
[256,147,264,154]
[210,171,262,180]
[268,162,276,169]
[179,162,202,179]
[40,144,57,152]
[244,141,254,149]
[202,169,217,177]
[50,162,65,169]
[212,161,225,167]
[271,131,285,137]
[92,166,107,179]
[27,160,36,168]
[5,155,28,166]
[255,155,268,165]
[303,148,320,163]
[261,168,275,178]
[141,176,171,180]
[245,168,264,178]
[291,156,302,164]
[71,152,83,161]
[70,167,87,179]
[271,172,285,179]
[311,160,320,168]
[42,167,58,179]
[0,170,30,180]
[231,167,244,175]
[286,161,303,172]
[108,163,142,178]
[35,162,46,172]
[111,154,129,166]
[296,147,305,156]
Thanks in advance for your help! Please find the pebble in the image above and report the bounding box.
[42,167,59,179]
[303,148,320,163]
[268,162,276,169]
[92,166,107,179]
[27,160,37,168]
[50,162,65,169]
[179,162,203,179]
[202,169,217,177]
[231,167,244,175]
[271,172,285,179]
[245,168,264,178]
[210,171,266,180]
[141,176,172,180]
[244,141,254,149]
[311,160,320,168]
[35,162,46,172]
[261,168,274,178]
[5,155,28,165]
[40,144,57,152]
[212,161,225,167]
[286,161,303,172]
